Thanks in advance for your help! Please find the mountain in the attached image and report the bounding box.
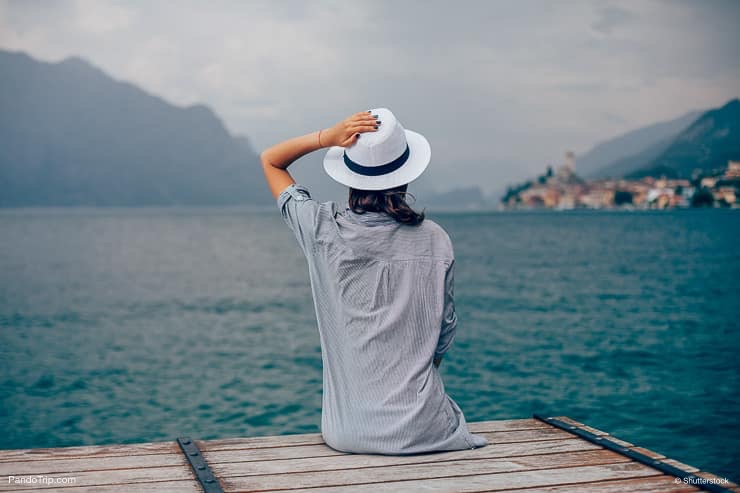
[0,50,271,206]
[594,136,674,179]
[420,186,488,210]
[628,99,740,179]
[577,109,701,178]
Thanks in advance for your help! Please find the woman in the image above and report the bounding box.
[260,108,488,454]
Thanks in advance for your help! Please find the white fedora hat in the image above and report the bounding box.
[323,108,431,191]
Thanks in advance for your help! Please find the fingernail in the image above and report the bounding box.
[372,114,379,118]
[356,133,360,138]
[376,120,381,124]
[374,125,378,129]
[367,110,371,113]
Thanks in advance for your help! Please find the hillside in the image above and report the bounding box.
[0,50,271,206]
[578,110,701,178]
[594,136,674,179]
[628,99,740,179]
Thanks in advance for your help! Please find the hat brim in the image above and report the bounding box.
[323,129,431,191]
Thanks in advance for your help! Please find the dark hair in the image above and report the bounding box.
[348,184,425,226]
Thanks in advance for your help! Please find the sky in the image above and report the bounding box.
[1,0,738,197]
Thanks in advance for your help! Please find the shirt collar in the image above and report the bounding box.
[343,207,398,226]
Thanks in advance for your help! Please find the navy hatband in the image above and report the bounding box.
[343,145,410,176]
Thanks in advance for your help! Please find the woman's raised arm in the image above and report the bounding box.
[260,111,380,199]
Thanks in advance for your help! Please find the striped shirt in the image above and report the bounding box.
[278,183,488,454]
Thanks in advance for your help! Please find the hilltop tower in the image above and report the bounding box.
[556,151,577,181]
[564,151,576,172]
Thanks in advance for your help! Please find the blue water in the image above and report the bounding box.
[0,207,738,481]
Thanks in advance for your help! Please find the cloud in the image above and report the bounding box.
[73,0,135,34]
[591,5,636,35]
[0,0,738,196]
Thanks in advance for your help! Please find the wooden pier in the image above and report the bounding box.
[1,415,735,492]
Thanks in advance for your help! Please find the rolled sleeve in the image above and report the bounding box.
[277,183,320,253]
[435,259,458,358]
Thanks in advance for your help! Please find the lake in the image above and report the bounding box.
[1,207,738,482]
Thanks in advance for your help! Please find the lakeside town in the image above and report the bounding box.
[501,153,740,210]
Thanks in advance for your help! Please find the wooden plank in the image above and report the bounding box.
[631,446,666,460]
[0,465,195,492]
[3,480,202,493]
[210,440,607,478]
[0,442,177,463]
[551,416,586,427]
[0,453,185,476]
[203,437,599,465]
[220,449,634,490]
[659,458,700,473]
[467,419,552,432]
[198,427,573,453]
[0,418,550,462]
[265,461,664,493]
[502,475,700,492]
[694,471,738,488]
[477,428,582,443]
[578,424,609,436]
[194,418,550,453]
[198,432,325,450]
[548,416,611,436]
[539,415,715,487]
[0,416,727,493]
[606,436,634,448]
[548,417,682,465]
[203,442,343,462]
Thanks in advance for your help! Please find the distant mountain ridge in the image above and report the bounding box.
[0,50,271,206]
[592,135,675,179]
[578,110,702,178]
[628,99,740,179]
[577,99,739,180]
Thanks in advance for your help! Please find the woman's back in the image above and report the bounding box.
[278,183,488,454]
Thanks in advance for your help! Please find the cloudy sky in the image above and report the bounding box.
[1,0,738,197]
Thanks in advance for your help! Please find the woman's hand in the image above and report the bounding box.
[321,111,380,148]
[260,110,380,199]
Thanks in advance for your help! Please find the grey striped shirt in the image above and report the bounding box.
[278,183,488,454]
